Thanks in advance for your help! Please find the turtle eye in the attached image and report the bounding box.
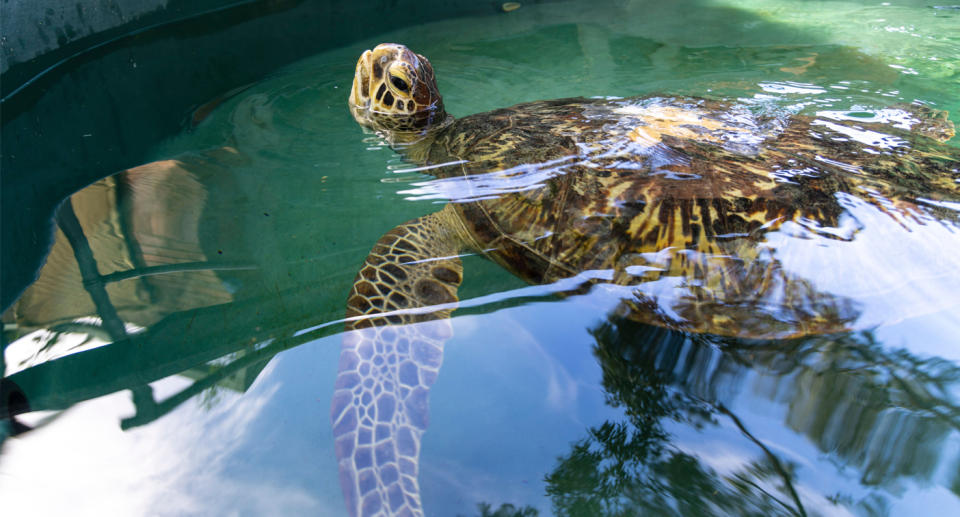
[390,76,410,92]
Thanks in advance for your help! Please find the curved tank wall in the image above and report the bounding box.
[1,0,547,309]
[3,0,180,74]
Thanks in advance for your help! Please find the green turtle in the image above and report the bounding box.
[331,43,960,516]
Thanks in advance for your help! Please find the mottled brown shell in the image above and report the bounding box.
[413,96,959,336]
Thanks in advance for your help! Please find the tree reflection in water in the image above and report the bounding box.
[545,319,960,516]
[460,502,540,517]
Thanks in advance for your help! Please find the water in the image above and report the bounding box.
[3,1,960,515]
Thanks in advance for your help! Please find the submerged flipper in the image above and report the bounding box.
[331,206,466,517]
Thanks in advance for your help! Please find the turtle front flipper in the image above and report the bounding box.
[331,206,468,517]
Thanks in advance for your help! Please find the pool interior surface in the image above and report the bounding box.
[3,1,960,515]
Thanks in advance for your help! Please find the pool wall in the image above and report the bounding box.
[3,0,179,74]
[1,0,552,310]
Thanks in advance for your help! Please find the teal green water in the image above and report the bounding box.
[3,1,960,515]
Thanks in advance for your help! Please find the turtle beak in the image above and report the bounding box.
[350,49,374,112]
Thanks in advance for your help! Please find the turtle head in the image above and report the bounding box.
[349,43,449,136]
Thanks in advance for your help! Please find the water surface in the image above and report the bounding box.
[3,1,959,515]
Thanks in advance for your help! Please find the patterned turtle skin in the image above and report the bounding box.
[332,43,960,516]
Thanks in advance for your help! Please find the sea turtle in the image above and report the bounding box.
[331,43,960,516]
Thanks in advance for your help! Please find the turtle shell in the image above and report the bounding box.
[411,96,960,337]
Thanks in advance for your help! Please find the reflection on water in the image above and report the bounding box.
[12,149,250,337]
[3,1,960,515]
[544,320,960,516]
[1,143,356,430]
[333,32,959,513]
